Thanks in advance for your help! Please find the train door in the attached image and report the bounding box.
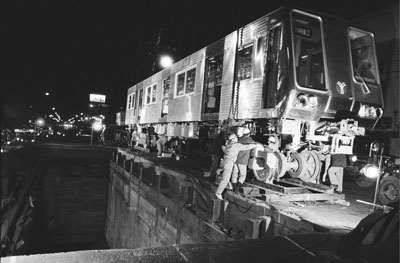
[203,53,224,115]
[137,84,144,121]
[161,77,170,118]
[263,21,286,109]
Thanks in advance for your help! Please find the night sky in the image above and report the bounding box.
[2,0,398,125]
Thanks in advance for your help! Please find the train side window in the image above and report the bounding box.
[175,66,197,97]
[349,28,378,85]
[127,92,136,111]
[161,77,170,117]
[186,68,196,94]
[237,44,253,80]
[292,11,326,91]
[145,84,157,105]
[127,93,133,110]
[176,72,185,96]
[204,53,223,113]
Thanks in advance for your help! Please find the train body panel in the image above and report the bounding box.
[167,49,205,123]
[141,71,163,124]
[126,85,138,126]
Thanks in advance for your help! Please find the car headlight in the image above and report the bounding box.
[361,164,380,178]
[350,155,358,163]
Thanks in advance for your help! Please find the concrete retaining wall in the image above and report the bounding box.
[105,149,325,249]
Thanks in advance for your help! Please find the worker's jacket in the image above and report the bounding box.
[236,136,257,165]
[224,141,260,163]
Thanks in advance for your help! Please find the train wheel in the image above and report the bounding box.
[273,152,287,179]
[298,151,321,183]
[378,176,400,205]
[287,152,304,178]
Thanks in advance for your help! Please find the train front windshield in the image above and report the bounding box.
[349,28,379,85]
[291,10,326,91]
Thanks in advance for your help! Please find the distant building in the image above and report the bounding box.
[116,111,126,126]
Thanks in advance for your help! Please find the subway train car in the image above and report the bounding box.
[125,7,384,184]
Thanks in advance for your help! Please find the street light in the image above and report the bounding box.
[91,121,103,146]
[160,55,173,68]
[34,118,45,142]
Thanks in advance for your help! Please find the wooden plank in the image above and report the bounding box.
[240,187,261,196]
[250,181,310,195]
[279,178,334,194]
[133,145,150,153]
[261,193,345,203]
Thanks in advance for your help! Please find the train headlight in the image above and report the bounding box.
[308,96,318,108]
[295,94,317,109]
[350,155,358,163]
[361,164,380,178]
[358,104,383,119]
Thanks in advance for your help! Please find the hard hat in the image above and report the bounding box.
[243,128,251,135]
[228,133,237,141]
[268,136,277,144]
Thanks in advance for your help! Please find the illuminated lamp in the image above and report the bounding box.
[160,55,173,68]
[358,105,383,119]
[361,164,380,178]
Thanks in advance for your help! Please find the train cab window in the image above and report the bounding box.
[204,53,223,113]
[349,28,378,85]
[237,44,253,80]
[292,11,326,91]
[161,77,170,117]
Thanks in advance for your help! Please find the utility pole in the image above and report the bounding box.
[151,27,163,73]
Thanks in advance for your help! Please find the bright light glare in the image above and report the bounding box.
[350,155,358,163]
[37,119,45,126]
[363,164,380,178]
[160,55,173,68]
[92,122,103,131]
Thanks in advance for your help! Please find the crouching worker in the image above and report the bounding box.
[215,132,263,200]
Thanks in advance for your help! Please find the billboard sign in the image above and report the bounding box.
[90,94,106,103]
